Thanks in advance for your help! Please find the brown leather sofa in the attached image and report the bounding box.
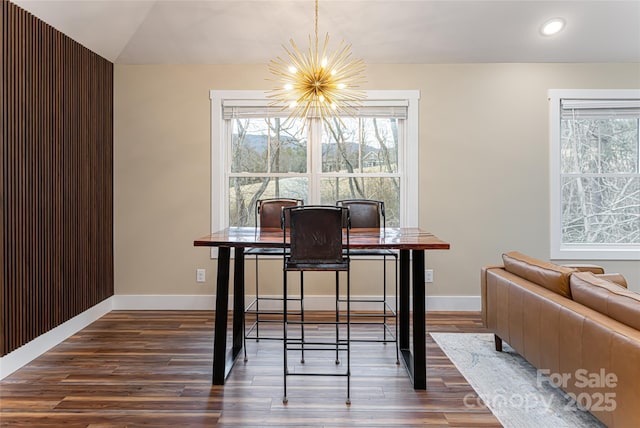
[481,251,640,427]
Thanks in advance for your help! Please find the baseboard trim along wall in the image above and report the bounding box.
[112,294,481,312]
[0,297,114,380]
[0,294,480,380]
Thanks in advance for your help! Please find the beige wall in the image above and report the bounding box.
[114,63,640,300]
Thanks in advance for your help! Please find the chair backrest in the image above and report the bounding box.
[336,199,384,229]
[256,198,303,229]
[283,206,349,265]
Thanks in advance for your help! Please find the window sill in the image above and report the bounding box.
[551,247,640,261]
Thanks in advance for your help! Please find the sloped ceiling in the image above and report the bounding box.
[11,0,640,64]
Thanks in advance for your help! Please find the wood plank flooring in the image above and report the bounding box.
[0,311,500,427]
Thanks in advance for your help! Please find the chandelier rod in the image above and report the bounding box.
[314,0,319,57]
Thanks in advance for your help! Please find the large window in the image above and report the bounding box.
[211,90,419,232]
[549,89,640,260]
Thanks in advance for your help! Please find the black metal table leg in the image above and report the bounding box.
[232,247,245,358]
[398,249,427,390]
[411,249,426,389]
[212,246,231,385]
[399,249,410,351]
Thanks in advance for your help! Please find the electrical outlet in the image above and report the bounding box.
[424,269,434,283]
[196,268,206,283]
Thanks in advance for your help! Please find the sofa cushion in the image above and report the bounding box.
[597,273,628,288]
[570,271,640,330]
[502,251,575,298]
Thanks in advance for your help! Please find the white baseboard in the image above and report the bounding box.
[426,296,481,311]
[1,293,480,380]
[114,294,394,311]
[0,297,114,380]
[112,294,216,310]
[113,294,481,312]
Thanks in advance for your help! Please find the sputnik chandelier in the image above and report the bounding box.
[268,0,366,122]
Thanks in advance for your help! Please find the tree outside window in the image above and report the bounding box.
[550,90,640,260]
[227,111,404,227]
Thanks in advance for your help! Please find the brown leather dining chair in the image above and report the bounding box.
[243,198,303,361]
[336,199,399,363]
[281,205,352,405]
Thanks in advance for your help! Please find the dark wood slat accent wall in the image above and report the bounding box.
[1,0,114,357]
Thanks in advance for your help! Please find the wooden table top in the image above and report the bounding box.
[194,227,450,251]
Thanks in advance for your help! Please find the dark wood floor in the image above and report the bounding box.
[0,311,500,427]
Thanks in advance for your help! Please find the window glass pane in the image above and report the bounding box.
[322,118,399,173]
[229,177,309,226]
[231,118,307,173]
[561,118,639,174]
[319,177,401,226]
[322,117,359,173]
[231,118,267,173]
[561,176,640,244]
[361,118,399,173]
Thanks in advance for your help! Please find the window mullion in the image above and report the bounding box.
[358,119,363,174]
[309,118,323,204]
[266,118,272,174]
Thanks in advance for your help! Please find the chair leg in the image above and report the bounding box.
[335,271,340,365]
[244,254,259,362]
[242,255,258,363]
[243,303,248,362]
[346,268,351,405]
[254,255,260,342]
[300,271,305,364]
[283,269,288,404]
[394,254,399,364]
[373,253,401,365]
[383,254,388,342]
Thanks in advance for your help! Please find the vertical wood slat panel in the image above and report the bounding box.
[17,5,25,350]
[1,0,114,357]
[4,0,12,352]
[0,0,5,354]
[4,0,10,349]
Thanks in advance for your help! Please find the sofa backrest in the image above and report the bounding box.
[502,251,575,298]
[570,271,640,331]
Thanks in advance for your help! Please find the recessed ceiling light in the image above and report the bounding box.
[541,18,566,36]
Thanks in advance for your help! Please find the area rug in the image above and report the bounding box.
[430,333,605,428]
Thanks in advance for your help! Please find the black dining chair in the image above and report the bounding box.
[243,198,303,361]
[281,205,352,405]
[336,199,399,363]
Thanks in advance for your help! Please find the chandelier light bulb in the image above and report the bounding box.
[284,84,293,90]
[288,66,297,74]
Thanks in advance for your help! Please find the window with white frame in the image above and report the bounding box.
[549,89,640,260]
[210,90,420,233]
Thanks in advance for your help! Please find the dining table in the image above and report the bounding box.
[193,226,450,390]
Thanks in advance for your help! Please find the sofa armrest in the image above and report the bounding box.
[562,264,605,274]
[481,265,504,327]
[596,273,628,288]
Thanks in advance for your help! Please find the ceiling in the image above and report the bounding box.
[11,0,640,64]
